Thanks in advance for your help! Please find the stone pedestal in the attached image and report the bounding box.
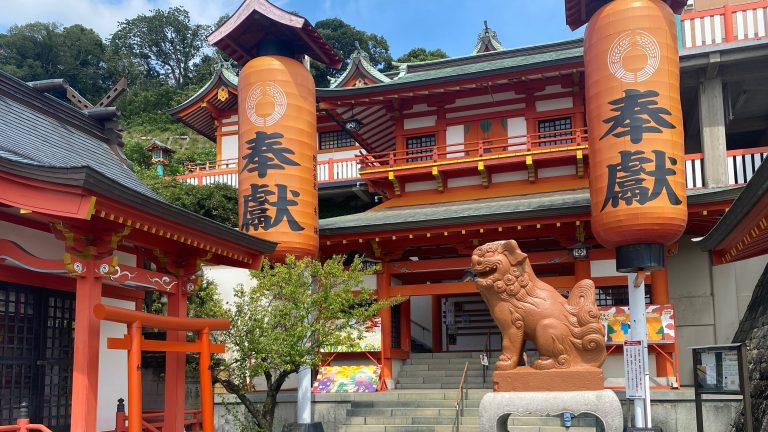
[493,366,604,392]
[479,390,623,432]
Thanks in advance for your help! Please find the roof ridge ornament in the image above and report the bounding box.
[472,20,503,55]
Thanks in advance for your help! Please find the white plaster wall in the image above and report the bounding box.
[506,117,527,150]
[537,165,576,178]
[223,115,238,123]
[535,97,573,112]
[203,265,254,308]
[445,125,464,158]
[97,297,133,432]
[535,85,567,95]
[221,125,238,133]
[221,134,238,161]
[404,180,436,193]
[0,220,63,260]
[445,103,525,119]
[115,251,137,267]
[492,171,527,183]
[590,259,625,278]
[447,91,518,108]
[404,104,430,114]
[403,115,436,130]
[447,177,482,188]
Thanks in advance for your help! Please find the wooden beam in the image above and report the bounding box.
[107,335,225,354]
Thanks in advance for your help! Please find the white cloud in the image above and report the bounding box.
[0,0,273,37]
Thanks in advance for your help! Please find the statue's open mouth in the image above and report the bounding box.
[471,263,496,279]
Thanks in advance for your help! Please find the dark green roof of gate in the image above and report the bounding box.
[317,38,585,96]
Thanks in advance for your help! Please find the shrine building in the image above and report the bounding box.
[172,0,768,392]
[0,71,276,431]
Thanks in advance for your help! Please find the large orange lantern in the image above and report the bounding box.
[207,1,341,262]
[238,56,318,260]
[584,0,687,272]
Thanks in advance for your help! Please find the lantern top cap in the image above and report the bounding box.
[564,0,688,30]
[208,0,342,68]
[144,139,175,153]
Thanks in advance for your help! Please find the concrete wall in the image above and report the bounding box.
[668,237,767,385]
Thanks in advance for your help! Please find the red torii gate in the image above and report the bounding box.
[93,304,230,432]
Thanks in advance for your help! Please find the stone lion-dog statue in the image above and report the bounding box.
[471,240,606,390]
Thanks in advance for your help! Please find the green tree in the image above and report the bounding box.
[109,6,211,88]
[0,22,110,102]
[135,169,238,227]
[215,256,397,432]
[396,47,449,64]
[312,18,393,87]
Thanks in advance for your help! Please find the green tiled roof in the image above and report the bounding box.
[318,38,584,94]
[319,186,742,235]
[330,45,391,88]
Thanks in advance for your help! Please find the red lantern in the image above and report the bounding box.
[584,0,687,272]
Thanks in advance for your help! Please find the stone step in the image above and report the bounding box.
[397,376,491,385]
[400,363,489,371]
[338,425,480,432]
[404,357,498,366]
[399,369,489,378]
[410,352,500,359]
[396,383,493,390]
[351,399,483,409]
[346,408,479,417]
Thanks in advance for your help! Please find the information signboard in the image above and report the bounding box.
[691,344,752,432]
[624,340,645,399]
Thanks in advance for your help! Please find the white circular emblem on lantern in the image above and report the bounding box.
[607,30,660,83]
[245,82,287,127]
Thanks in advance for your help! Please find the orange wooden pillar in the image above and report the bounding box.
[164,292,187,432]
[431,295,442,353]
[127,321,143,432]
[651,267,674,377]
[574,259,591,281]
[401,299,411,353]
[377,264,393,385]
[199,328,214,432]
[70,264,102,432]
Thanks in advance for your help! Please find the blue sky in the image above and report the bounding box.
[0,0,584,58]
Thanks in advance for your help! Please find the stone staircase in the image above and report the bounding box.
[396,352,495,390]
[337,352,600,431]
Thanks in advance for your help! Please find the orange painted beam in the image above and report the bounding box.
[390,282,477,296]
[127,322,142,432]
[388,251,575,274]
[94,303,230,331]
[199,328,214,432]
[106,336,225,354]
[0,171,96,220]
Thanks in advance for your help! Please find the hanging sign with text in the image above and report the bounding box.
[624,340,645,399]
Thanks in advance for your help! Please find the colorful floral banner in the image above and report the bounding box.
[312,365,380,393]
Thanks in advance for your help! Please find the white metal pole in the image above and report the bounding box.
[628,272,652,428]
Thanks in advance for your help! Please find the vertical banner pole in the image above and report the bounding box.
[297,366,312,423]
[628,273,651,427]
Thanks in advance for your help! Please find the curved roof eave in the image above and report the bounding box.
[0,156,278,255]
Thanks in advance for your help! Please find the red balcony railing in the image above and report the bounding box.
[177,156,360,187]
[359,128,589,171]
[680,1,768,50]
[683,146,768,188]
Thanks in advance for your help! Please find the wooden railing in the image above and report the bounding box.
[452,361,470,432]
[178,156,360,187]
[680,1,768,49]
[359,128,589,171]
[685,146,768,188]
[114,398,203,432]
[0,404,53,432]
[175,143,767,190]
